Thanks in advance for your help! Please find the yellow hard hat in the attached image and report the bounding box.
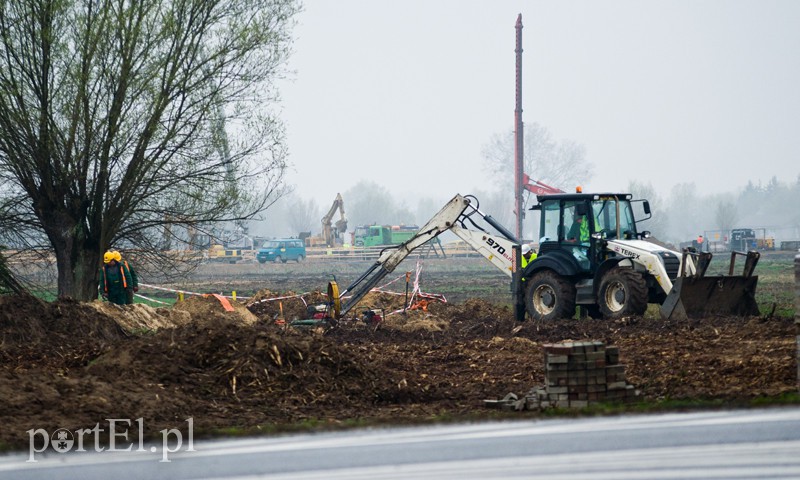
[103,251,115,264]
[112,250,122,262]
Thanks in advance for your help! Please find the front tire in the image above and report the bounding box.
[525,271,576,321]
[597,267,648,319]
[273,256,282,263]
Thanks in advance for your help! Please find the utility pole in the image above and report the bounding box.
[514,14,524,240]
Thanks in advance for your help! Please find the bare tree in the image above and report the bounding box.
[286,195,319,236]
[469,188,516,232]
[664,182,703,243]
[344,180,398,228]
[626,181,668,240]
[414,196,445,227]
[481,122,594,208]
[480,123,593,239]
[0,0,300,300]
[714,198,738,235]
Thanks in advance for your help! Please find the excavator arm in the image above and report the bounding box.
[449,224,517,278]
[329,194,520,319]
[522,173,564,195]
[321,193,347,247]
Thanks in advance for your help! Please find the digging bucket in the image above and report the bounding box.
[660,275,760,321]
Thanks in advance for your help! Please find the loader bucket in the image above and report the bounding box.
[660,275,759,321]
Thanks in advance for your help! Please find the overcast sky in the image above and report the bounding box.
[276,0,800,207]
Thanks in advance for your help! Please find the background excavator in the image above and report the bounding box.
[305,193,348,247]
[324,192,760,323]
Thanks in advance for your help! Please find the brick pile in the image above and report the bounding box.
[524,341,638,409]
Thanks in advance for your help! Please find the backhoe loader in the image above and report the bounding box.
[325,192,759,322]
[526,191,759,321]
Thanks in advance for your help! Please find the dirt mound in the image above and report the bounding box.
[356,291,409,312]
[0,295,125,342]
[0,295,126,368]
[88,301,191,332]
[247,290,328,321]
[90,295,256,332]
[442,299,518,338]
[173,294,259,326]
[88,319,389,404]
[382,311,450,332]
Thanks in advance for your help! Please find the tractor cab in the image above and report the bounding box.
[532,193,650,274]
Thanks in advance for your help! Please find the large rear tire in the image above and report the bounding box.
[525,271,576,321]
[597,267,648,319]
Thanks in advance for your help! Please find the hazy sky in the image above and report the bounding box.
[277,0,800,207]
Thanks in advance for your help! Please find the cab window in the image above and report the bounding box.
[539,200,560,242]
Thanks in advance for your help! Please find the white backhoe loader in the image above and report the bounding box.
[324,192,759,322]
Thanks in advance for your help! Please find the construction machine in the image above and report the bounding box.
[527,192,760,321]
[307,193,348,247]
[323,193,347,247]
[522,173,564,195]
[353,224,421,247]
[327,194,519,320]
[324,192,760,322]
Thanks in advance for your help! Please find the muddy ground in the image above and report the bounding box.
[0,257,797,451]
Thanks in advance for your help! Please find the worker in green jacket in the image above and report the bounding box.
[112,250,139,304]
[99,250,134,305]
[521,244,537,268]
[567,214,590,244]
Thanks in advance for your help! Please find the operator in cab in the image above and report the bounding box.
[567,214,590,244]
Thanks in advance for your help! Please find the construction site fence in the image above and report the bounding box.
[302,244,483,262]
[204,243,485,263]
[1,244,485,267]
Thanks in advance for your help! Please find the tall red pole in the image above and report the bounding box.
[514,14,524,240]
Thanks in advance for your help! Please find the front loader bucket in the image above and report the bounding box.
[660,275,759,321]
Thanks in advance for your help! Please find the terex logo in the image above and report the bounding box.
[612,245,640,260]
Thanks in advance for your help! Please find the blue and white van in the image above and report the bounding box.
[256,238,306,263]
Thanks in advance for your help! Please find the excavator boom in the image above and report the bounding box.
[330,194,520,319]
[321,193,347,247]
[522,173,564,195]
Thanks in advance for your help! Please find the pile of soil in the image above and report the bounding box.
[0,290,796,451]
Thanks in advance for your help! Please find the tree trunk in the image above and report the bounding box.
[55,245,102,301]
[43,212,103,301]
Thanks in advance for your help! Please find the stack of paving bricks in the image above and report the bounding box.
[525,341,638,409]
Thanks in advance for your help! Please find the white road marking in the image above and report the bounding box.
[206,440,800,480]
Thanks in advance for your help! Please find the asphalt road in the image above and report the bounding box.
[3,407,800,479]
